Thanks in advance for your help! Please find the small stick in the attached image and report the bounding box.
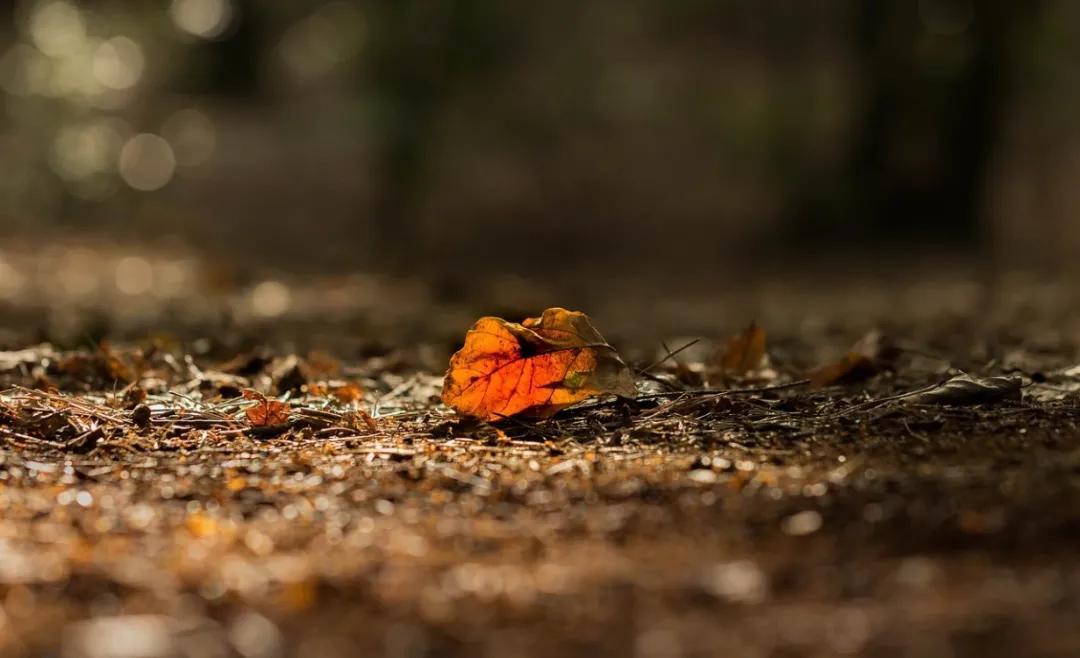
[634,379,811,401]
[0,427,65,449]
[819,378,950,420]
[637,339,701,375]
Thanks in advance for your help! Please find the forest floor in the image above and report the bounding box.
[0,244,1078,658]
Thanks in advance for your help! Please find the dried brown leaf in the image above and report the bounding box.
[807,330,895,388]
[330,383,364,404]
[719,323,767,376]
[808,353,878,388]
[907,375,1022,406]
[242,390,291,426]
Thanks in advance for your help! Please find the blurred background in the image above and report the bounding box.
[1,0,1078,345]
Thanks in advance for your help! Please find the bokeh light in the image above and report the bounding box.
[118,134,177,192]
[0,44,49,96]
[48,41,101,99]
[54,246,101,299]
[169,0,235,41]
[91,36,144,91]
[278,2,364,80]
[161,109,217,168]
[27,1,86,58]
[0,252,26,300]
[114,256,155,295]
[250,280,291,318]
[50,120,124,182]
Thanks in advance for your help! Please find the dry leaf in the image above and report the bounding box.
[719,323,767,375]
[304,380,364,403]
[343,409,378,432]
[807,330,895,388]
[305,350,341,377]
[807,353,878,388]
[330,382,364,404]
[98,341,135,383]
[243,390,291,426]
[56,342,134,384]
[442,307,635,421]
[907,375,1022,406]
[1027,364,1080,402]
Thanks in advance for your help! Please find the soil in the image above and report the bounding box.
[0,249,1078,658]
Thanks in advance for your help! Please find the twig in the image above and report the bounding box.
[635,379,811,400]
[637,371,684,392]
[819,378,950,421]
[637,339,701,375]
[0,427,65,449]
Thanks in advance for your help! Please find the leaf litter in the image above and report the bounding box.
[0,304,1079,657]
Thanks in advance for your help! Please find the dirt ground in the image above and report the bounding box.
[0,245,1078,658]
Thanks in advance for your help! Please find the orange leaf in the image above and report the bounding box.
[442,308,635,421]
[243,390,291,426]
[806,331,894,388]
[806,352,877,388]
[719,323,767,375]
[330,382,364,404]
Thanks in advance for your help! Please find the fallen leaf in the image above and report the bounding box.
[807,330,895,388]
[55,342,134,384]
[719,323,767,375]
[1027,364,1080,402]
[243,390,291,426]
[305,350,341,377]
[330,382,364,404]
[442,308,635,421]
[907,375,1022,406]
[808,353,877,388]
[98,341,135,383]
[343,409,378,432]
